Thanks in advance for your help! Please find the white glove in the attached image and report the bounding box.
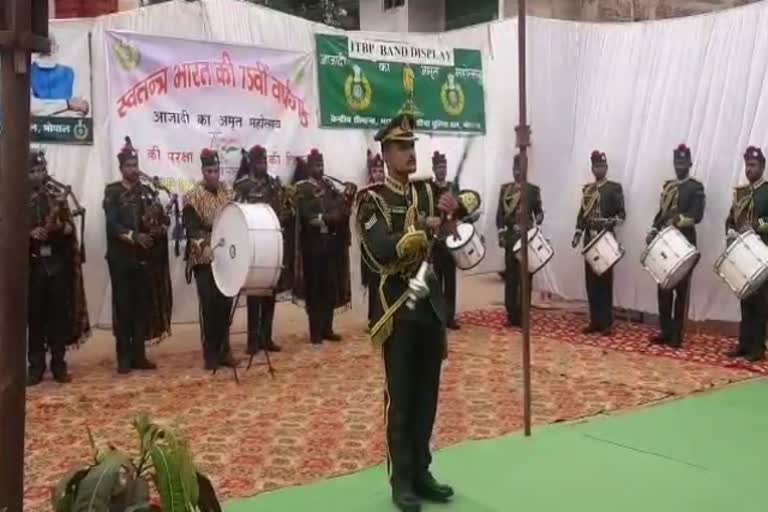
[726,228,738,244]
[408,278,430,300]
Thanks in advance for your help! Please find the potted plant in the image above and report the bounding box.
[51,414,222,512]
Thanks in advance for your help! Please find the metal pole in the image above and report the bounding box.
[0,1,38,510]
[515,0,533,437]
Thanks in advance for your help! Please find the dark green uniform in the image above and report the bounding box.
[650,177,705,346]
[28,187,74,382]
[575,180,625,332]
[234,173,286,353]
[432,181,459,326]
[294,176,351,343]
[725,178,768,360]
[103,181,160,371]
[496,181,543,326]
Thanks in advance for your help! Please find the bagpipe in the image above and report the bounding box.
[43,175,87,261]
[138,170,183,256]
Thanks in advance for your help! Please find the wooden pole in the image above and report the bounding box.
[515,0,533,437]
[0,1,43,510]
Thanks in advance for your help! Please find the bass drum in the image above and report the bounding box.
[211,202,283,297]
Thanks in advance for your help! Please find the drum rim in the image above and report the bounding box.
[212,202,251,297]
[580,229,618,255]
[512,226,541,252]
[445,223,476,251]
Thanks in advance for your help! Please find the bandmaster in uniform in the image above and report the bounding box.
[646,144,705,348]
[725,146,768,362]
[496,154,543,327]
[356,113,480,512]
[571,150,626,335]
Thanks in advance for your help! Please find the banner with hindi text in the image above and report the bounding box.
[106,31,314,192]
[315,34,485,134]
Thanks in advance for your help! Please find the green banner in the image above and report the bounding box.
[315,34,485,134]
[30,117,93,144]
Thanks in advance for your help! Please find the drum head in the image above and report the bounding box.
[446,223,474,250]
[212,203,251,297]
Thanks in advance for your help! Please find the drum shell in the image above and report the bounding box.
[445,222,486,270]
[582,230,625,276]
[211,202,284,297]
[512,227,554,274]
[640,226,699,290]
[714,231,768,300]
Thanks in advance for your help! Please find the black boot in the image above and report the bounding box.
[413,472,454,503]
[392,486,421,512]
[27,367,44,387]
[50,346,71,383]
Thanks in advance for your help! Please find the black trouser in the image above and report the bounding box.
[384,310,444,491]
[585,262,614,330]
[504,249,532,325]
[247,294,276,351]
[657,274,691,344]
[193,264,234,364]
[303,245,337,341]
[108,259,150,369]
[433,249,457,323]
[367,273,380,327]
[28,262,68,375]
[738,283,767,357]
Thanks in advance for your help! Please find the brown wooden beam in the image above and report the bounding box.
[0,0,37,509]
[516,0,533,437]
[0,30,51,53]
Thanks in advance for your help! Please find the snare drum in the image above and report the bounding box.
[582,230,625,276]
[445,223,486,270]
[640,226,699,290]
[211,202,284,297]
[512,227,554,274]
[714,230,768,300]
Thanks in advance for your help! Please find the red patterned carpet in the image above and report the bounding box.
[24,314,757,511]
[458,308,768,375]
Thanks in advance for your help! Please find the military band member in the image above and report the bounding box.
[292,149,354,344]
[357,114,480,512]
[431,151,460,330]
[183,149,238,370]
[27,150,90,385]
[725,146,768,362]
[361,150,386,329]
[103,137,165,373]
[646,144,705,348]
[234,145,284,354]
[496,154,544,327]
[571,151,626,335]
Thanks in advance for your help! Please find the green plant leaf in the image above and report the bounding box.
[195,473,222,512]
[71,452,131,512]
[110,477,150,512]
[51,465,92,512]
[150,444,193,512]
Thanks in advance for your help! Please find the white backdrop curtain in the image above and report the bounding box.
[40,0,768,328]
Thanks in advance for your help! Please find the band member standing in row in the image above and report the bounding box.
[234,145,284,354]
[103,137,167,373]
[293,149,354,344]
[27,150,90,385]
[725,146,768,362]
[183,149,238,370]
[572,151,626,335]
[646,144,705,348]
[431,151,460,330]
[357,114,481,512]
[497,154,544,328]
[361,150,386,329]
